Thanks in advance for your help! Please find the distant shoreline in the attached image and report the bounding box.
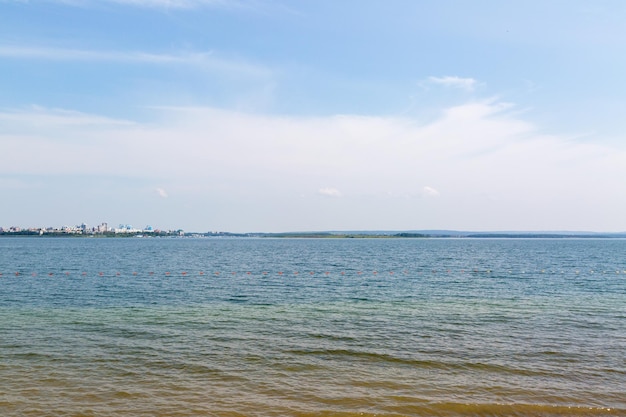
[2,231,626,239]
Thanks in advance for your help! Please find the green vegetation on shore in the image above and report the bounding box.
[252,232,427,238]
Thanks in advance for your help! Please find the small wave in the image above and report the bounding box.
[284,348,560,377]
[279,402,625,417]
[307,332,356,342]
[382,402,626,417]
[284,348,448,369]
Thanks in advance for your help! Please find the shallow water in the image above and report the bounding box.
[1,237,625,416]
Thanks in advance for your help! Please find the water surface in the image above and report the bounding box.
[1,237,624,416]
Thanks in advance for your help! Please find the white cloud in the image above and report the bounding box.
[318,187,342,198]
[1,101,625,231]
[422,186,440,197]
[155,187,168,198]
[427,76,477,91]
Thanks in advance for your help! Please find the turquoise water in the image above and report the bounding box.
[0,237,625,416]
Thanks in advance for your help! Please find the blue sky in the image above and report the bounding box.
[1,0,625,232]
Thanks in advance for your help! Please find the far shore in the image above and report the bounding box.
[2,231,626,239]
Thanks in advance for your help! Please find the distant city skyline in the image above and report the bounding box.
[0,222,182,235]
[1,1,626,232]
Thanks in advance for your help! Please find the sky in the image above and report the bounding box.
[1,0,626,232]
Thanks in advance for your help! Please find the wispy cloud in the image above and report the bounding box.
[33,0,265,12]
[0,178,38,190]
[318,187,342,198]
[0,45,196,62]
[106,0,228,8]
[0,106,135,127]
[0,45,272,78]
[426,76,477,91]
